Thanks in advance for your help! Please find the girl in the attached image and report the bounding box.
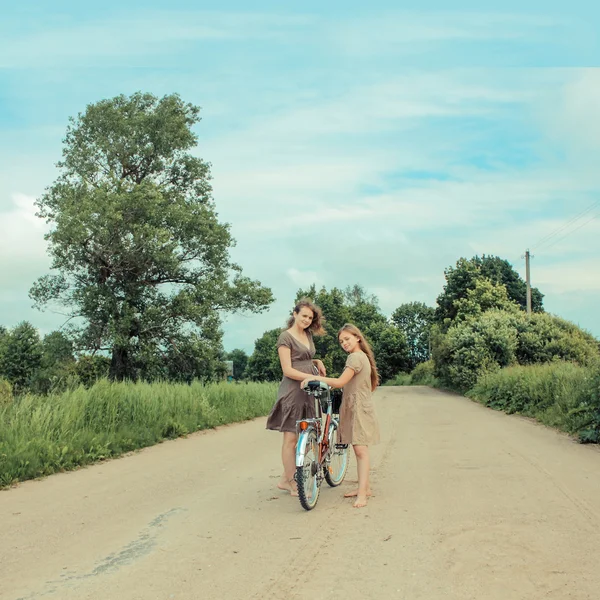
[300,323,380,508]
[266,299,326,496]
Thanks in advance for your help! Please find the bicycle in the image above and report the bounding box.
[294,381,349,511]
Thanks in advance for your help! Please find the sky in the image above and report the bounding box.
[1,0,600,354]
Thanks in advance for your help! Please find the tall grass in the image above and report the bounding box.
[468,362,600,443]
[0,379,278,487]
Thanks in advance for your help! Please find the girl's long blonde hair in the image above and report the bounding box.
[286,298,326,335]
[338,323,379,391]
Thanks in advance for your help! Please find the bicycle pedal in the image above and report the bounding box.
[335,444,348,449]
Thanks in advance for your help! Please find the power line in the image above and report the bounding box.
[535,211,599,253]
[530,200,600,251]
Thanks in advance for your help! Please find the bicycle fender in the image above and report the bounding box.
[295,429,314,468]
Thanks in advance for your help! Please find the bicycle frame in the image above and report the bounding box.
[295,382,337,468]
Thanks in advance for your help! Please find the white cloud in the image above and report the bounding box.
[286,268,323,289]
[534,68,600,169]
[330,12,562,55]
[0,194,48,263]
[0,11,313,68]
[534,258,600,294]
[0,194,51,326]
[1,10,599,345]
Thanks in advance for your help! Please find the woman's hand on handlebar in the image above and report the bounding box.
[301,377,320,390]
[314,359,327,376]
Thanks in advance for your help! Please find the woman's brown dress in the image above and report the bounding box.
[266,330,318,433]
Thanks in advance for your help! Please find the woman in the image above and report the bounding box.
[300,323,380,508]
[266,299,326,495]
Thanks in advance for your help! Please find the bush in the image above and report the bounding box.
[433,310,520,392]
[383,373,413,386]
[516,313,599,367]
[468,362,600,442]
[382,361,438,387]
[411,360,437,386]
[74,355,111,388]
[432,309,600,394]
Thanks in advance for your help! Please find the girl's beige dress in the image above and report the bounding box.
[266,330,317,433]
[338,351,380,445]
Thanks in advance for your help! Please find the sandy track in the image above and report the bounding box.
[2,386,600,600]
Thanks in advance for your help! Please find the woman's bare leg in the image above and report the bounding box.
[277,432,298,496]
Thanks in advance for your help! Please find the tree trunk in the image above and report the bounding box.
[110,346,136,381]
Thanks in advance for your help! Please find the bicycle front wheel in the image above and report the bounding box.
[325,424,349,487]
[296,428,321,511]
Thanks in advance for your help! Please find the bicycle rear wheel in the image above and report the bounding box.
[296,428,321,511]
[324,424,349,487]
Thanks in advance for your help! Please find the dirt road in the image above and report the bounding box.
[2,386,600,600]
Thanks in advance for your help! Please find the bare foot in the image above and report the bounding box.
[353,495,368,508]
[277,478,299,497]
[344,489,372,498]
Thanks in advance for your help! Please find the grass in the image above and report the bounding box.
[0,379,278,488]
[467,362,600,443]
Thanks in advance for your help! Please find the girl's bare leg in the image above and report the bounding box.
[350,445,370,508]
[277,432,298,496]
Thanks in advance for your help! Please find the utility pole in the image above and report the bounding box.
[525,249,532,316]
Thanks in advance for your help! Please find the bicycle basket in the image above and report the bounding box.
[319,395,329,413]
[331,389,343,414]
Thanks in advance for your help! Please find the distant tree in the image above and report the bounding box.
[344,284,388,337]
[293,285,350,374]
[435,255,543,326]
[32,330,77,394]
[244,329,282,382]
[343,284,379,308]
[41,330,75,364]
[74,355,111,388]
[391,301,435,370]
[0,322,42,393]
[367,322,410,382]
[247,285,410,383]
[479,255,544,313]
[225,349,249,380]
[165,331,226,384]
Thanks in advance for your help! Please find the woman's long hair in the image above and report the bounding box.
[338,323,379,391]
[286,298,326,335]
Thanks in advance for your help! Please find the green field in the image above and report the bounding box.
[0,379,278,488]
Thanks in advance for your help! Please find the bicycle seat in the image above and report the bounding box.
[304,380,329,392]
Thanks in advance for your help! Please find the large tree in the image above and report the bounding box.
[30,92,273,380]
